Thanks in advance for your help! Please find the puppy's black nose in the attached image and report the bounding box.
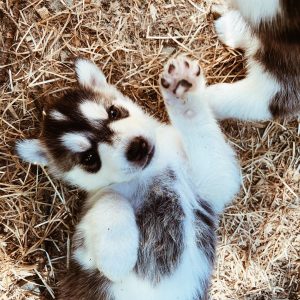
[126,137,149,164]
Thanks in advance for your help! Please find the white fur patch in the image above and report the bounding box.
[60,132,91,152]
[50,110,68,121]
[233,0,281,25]
[80,101,108,121]
[16,139,48,165]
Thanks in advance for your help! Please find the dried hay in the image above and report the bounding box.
[0,0,299,299]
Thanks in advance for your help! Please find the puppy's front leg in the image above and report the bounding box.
[73,192,139,282]
[160,55,241,212]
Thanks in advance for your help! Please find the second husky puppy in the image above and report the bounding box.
[208,0,300,120]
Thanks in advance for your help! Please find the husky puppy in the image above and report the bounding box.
[207,0,300,120]
[17,57,240,300]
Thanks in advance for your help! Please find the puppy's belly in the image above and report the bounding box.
[111,244,210,300]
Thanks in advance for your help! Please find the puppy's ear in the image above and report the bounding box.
[75,58,107,91]
[16,139,48,165]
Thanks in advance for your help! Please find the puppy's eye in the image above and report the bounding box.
[80,150,98,166]
[79,149,101,173]
[108,105,121,120]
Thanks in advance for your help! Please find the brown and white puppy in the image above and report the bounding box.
[207,0,300,120]
[17,57,241,300]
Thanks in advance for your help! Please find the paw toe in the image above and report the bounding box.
[168,63,176,74]
[161,77,170,88]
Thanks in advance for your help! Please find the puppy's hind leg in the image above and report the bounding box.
[160,55,241,213]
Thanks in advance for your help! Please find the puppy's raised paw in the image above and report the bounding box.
[160,55,202,102]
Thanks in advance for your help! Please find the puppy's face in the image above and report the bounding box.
[17,59,157,191]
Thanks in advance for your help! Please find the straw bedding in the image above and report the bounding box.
[0,0,299,299]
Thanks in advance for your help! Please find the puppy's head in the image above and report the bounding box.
[17,59,157,191]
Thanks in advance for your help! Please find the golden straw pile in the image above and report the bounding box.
[0,0,299,299]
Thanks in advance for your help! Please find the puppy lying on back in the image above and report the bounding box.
[17,56,240,300]
[207,0,300,120]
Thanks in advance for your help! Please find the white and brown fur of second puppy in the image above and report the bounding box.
[16,57,241,300]
[207,0,300,121]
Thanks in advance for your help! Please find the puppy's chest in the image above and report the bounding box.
[133,170,190,284]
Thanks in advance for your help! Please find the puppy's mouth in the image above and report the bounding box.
[142,146,155,169]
